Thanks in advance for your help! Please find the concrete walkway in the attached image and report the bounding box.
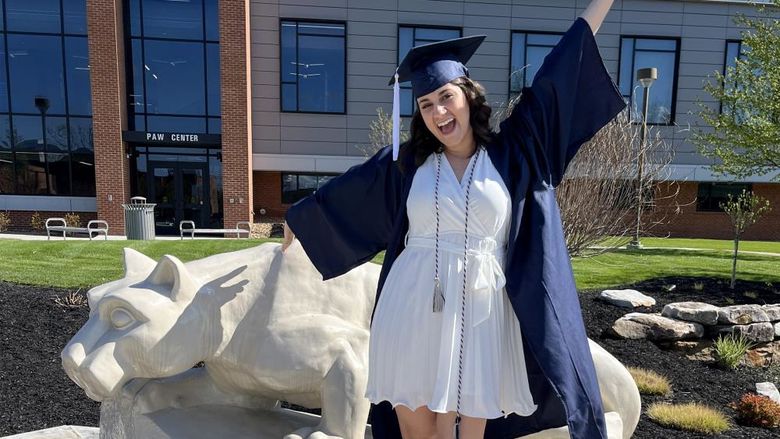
[0,233,259,241]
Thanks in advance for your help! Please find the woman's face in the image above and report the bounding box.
[416,82,473,150]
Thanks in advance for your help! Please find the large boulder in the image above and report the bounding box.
[599,289,656,308]
[661,302,720,326]
[709,322,775,343]
[611,313,704,341]
[717,305,769,325]
[762,304,780,321]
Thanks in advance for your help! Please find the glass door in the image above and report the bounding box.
[148,161,210,235]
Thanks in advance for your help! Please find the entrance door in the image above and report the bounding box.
[148,162,209,235]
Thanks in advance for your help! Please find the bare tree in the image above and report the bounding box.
[720,189,771,289]
[355,107,410,158]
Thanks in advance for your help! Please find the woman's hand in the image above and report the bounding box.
[580,0,614,34]
[282,221,295,253]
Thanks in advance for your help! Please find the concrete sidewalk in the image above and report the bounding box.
[0,233,255,241]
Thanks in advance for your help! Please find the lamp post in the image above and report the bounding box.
[627,67,657,250]
[34,96,50,194]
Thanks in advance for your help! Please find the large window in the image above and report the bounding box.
[126,0,220,133]
[721,40,746,117]
[696,182,752,212]
[398,25,461,116]
[280,20,346,113]
[282,172,336,204]
[509,32,562,102]
[618,37,679,125]
[0,0,94,196]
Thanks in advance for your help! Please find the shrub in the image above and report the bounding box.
[0,211,9,232]
[647,402,730,434]
[714,333,754,369]
[29,211,44,231]
[693,281,704,291]
[52,289,88,309]
[730,393,780,428]
[627,366,671,396]
[64,212,81,228]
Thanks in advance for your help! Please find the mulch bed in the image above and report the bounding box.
[1,276,780,437]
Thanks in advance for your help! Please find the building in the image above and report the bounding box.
[0,0,777,240]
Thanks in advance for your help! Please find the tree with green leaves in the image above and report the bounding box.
[692,0,780,181]
[720,189,771,288]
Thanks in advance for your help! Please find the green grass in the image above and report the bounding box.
[0,238,778,290]
[714,333,754,370]
[0,239,268,288]
[600,236,780,254]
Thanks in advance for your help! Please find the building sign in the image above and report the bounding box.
[122,131,221,145]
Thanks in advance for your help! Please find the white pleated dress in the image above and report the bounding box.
[364,147,538,420]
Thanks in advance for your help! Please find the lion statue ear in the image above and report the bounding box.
[122,248,157,278]
[145,254,198,302]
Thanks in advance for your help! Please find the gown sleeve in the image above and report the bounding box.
[284,145,403,281]
[499,16,626,187]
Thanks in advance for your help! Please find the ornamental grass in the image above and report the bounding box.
[647,402,730,434]
[627,366,671,396]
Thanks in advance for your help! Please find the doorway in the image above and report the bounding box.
[148,161,210,235]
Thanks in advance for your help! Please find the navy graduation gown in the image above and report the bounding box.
[285,17,626,439]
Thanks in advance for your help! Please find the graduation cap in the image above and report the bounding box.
[389,35,486,161]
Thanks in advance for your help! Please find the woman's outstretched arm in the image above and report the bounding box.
[579,0,615,34]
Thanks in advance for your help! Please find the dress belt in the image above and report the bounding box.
[404,233,507,327]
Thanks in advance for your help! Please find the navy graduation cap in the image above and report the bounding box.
[389,35,486,161]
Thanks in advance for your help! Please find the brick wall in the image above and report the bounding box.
[220,0,253,227]
[4,211,97,234]
[86,0,130,236]
[650,182,780,241]
[252,171,289,219]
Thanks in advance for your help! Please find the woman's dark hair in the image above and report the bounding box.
[398,76,494,173]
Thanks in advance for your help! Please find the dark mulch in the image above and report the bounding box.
[1,276,780,437]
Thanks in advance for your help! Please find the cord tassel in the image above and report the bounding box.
[392,70,400,161]
[432,276,445,312]
[455,414,461,439]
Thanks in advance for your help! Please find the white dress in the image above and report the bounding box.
[364,147,538,420]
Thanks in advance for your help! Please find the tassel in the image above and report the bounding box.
[455,414,461,439]
[432,276,445,312]
[392,70,400,161]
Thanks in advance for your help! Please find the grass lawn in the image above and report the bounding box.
[0,237,778,291]
[600,236,780,254]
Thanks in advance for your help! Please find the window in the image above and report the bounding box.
[721,40,746,118]
[509,32,562,102]
[280,20,346,113]
[126,0,220,133]
[618,37,679,125]
[398,26,461,116]
[0,0,94,196]
[282,172,337,204]
[696,182,752,212]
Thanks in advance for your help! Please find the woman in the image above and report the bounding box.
[282,1,625,438]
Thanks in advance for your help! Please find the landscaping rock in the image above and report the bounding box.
[745,341,780,368]
[717,304,769,325]
[756,382,780,404]
[657,340,715,362]
[775,322,780,339]
[599,289,656,308]
[661,301,720,326]
[763,304,780,321]
[611,313,704,341]
[709,322,775,343]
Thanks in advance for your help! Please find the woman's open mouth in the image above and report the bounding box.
[437,118,456,135]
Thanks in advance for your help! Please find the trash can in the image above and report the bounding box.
[122,196,156,240]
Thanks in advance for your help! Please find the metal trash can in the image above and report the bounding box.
[122,196,156,240]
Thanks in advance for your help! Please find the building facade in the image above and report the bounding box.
[0,0,776,240]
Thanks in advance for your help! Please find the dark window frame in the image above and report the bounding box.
[0,0,94,196]
[124,0,220,134]
[279,18,347,115]
[397,24,462,117]
[508,30,563,102]
[696,182,753,212]
[281,171,339,204]
[617,34,680,126]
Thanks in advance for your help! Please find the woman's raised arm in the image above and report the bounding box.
[580,0,615,35]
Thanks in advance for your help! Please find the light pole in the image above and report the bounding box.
[627,67,657,250]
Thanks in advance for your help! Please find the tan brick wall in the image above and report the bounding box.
[87,0,130,235]
[650,182,780,241]
[220,0,253,227]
